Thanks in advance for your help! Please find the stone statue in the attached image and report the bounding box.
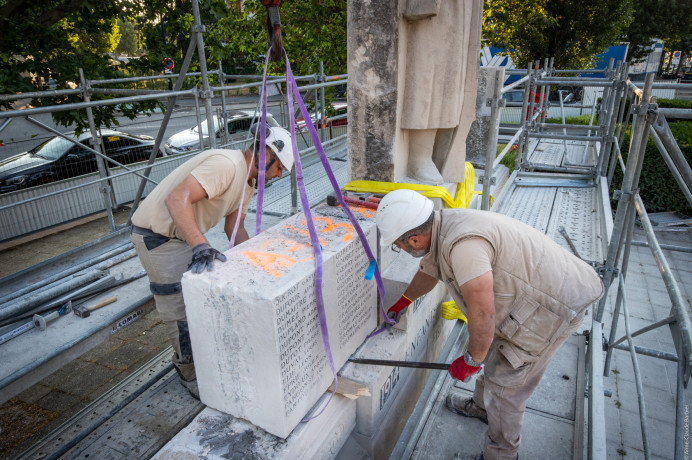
[347,0,483,185]
[400,0,483,184]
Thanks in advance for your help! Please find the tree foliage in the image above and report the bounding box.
[0,0,154,131]
[210,0,347,77]
[623,0,692,68]
[483,0,634,69]
[115,19,140,56]
[0,0,347,131]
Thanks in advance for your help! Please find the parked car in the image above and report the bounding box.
[0,129,159,194]
[295,101,348,131]
[164,110,280,155]
[502,90,524,104]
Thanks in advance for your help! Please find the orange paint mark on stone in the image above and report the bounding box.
[312,216,354,242]
[242,251,298,278]
[349,206,376,219]
[284,225,327,248]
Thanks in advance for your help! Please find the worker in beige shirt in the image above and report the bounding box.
[376,189,603,460]
[130,125,294,398]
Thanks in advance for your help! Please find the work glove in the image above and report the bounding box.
[387,294,413,323]
[188,243,227,274]
[448,354,482,382]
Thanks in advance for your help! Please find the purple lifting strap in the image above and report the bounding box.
[233,46,393,421]
[284,55,393,420]
[228,49,272,249]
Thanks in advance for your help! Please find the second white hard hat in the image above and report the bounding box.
[250,124,295,172]
[376,189,434,245]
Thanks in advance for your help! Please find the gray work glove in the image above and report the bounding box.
[188,243,227,274]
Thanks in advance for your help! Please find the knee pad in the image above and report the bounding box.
[149,282,182,296]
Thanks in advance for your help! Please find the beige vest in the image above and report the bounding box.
[420,209,603,367]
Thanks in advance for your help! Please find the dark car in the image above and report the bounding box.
[0,129,160,194]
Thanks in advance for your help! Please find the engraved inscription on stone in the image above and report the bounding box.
[275,274,325,417]
[335,244,373,348]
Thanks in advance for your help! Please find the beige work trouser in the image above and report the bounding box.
[131,232,196,382]
[472,310,587,460]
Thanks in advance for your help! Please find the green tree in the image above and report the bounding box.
[0,0,347,131]
[0,0,162,131]
[116,19,140,56]
[623,0,692,68]
[483,0,634,69]
[211,0,347,77]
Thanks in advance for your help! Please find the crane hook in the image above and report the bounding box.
[260,0,283,61]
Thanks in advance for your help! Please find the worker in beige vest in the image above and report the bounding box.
[376,189,603,460]
[130,125,294,398]
[400,0,482,184]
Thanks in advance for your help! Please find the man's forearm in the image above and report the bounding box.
[403,270,439,301]
[166,197,206,247]
[467,315,495,363]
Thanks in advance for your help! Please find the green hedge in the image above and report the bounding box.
[657,98,692,109]
[545,114,597,125]
[612,120,692,215]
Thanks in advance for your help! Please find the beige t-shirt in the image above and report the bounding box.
[449,237,495,287]
[132,149,254,241]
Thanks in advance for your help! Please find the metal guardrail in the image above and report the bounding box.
[0,48,348,242]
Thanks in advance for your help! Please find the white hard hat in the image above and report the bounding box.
[251,124,294,172]
[376,189,434,245]
[266,127,294,172]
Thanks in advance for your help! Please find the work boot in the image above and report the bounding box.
[445,394,488,424]
[179,376,200,399]
[174,360,200,400]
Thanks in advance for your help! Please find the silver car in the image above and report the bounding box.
[164,110,280,155]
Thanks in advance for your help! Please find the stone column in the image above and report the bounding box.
[465,67,496,167]
[347,0,399,182]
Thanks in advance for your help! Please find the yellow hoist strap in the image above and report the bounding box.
[343,162,481,209]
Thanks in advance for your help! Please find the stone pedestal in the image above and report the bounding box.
[152,394,356,459]
[339,280,455,457]
[182,206,378,438]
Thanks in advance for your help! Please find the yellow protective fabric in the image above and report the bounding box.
[343,162,477,209]
[441,300,468,324]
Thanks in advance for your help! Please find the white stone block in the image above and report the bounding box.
[182,206,378,438]
[339,283,454,439]
[152,393,355,460]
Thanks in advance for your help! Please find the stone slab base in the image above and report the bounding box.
[340,282,454,439]
[152,393,355,460]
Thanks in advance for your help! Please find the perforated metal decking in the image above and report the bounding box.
[495,176,605,262]
[525,139,598,169]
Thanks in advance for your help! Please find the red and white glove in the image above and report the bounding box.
[387,294,412,323]
[448,353,483,382]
